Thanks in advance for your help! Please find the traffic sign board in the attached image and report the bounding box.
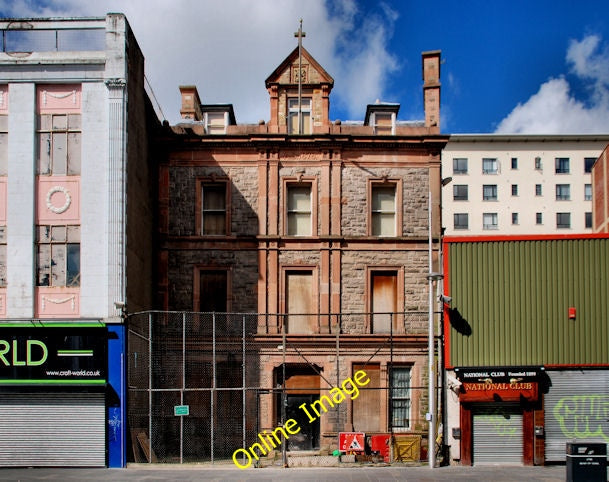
[339,432,365,452]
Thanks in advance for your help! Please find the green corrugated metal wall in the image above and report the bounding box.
[446,238,609,367]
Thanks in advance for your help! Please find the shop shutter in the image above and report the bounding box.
[0,392,105,467]
[473,407,523,465]
[545,370,609,462]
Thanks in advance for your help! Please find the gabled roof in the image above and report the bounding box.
[265,46,334,87]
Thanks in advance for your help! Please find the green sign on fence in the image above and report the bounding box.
[174,405,189,416]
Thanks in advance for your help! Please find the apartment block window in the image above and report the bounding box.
[556,212,571,229]
[511,157,518,169]
[512,213,519,225]
[453,158,468,174]
[453,184,468,201]
[200,182,228,235]
[556,184,570,201]
[535,184,542,196]
[585,184,592,201]
[483,213,498,230]
[454,213,469,230]
[390,366,411,428]
[37,114,81,175]
[584,157,596,173]
[0,226,5,287]
[511,184,518,196]
[483,184,498,201]
[535,157,542,170]
[371,184,396,236]
[36,225,80,287]
[482,158,498,174]
[536,212,543,225]
[287,184,312,236]
[555,157,570,174]
[288,98,311,135]
[371,112,394,135]
[585,212,592,228]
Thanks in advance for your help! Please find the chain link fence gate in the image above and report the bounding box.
[127,311,436,465]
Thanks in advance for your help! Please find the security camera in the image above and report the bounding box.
[439,294,452,304]
[114,301,126,309]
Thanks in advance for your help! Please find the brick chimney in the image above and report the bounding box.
[179,85,202,121]
[422,51,441,132]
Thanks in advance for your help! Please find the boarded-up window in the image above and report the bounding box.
[371,271,397,333]
[36,114,81,175]
[205,112,226,134]
[199,270,228,312]
[352,363,381,432]
[286,271,316,333]
[287,184,311,236]
[201,183,227,235]
[371,185,396,236]
[36,225,80,287]
[390,366,411,428]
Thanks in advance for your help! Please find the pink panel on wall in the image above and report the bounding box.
[36,177,80,224]
[36,84,81,113]
[0,288,6,317]
[0,178,6,223]
[35,287,80,318]
[0,86,7,114]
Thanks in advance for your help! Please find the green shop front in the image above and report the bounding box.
[0,322,117,467]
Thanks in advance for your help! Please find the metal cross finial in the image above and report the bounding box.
[294,19,306,42]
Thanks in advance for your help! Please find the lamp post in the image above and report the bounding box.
[427,191,443,468]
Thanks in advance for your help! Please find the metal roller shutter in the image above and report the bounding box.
[473,406,523,465]
[545,370,609,462]
[0,392,105,467]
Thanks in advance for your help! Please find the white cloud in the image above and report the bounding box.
[0,0,399,123]
[496,34,609,134]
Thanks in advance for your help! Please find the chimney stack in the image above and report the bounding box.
[179,85,202,121]
[421,51,441,132]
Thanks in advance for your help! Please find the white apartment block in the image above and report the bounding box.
[441,134,609,236]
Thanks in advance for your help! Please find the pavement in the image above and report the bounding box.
[0,464,575,482]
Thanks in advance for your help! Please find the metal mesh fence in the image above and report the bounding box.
[127,311,435,464]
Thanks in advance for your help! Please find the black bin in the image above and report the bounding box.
[566,442,607,482]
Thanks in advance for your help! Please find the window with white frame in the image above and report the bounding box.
[482,158,498,174]
[287,184,312,235]
[288,98,312,135]
[585,184,592,201]
[483,184,498,201]
[204,112,227,134]
[371,184,397,236]
[483,213,498,230]
[556,184,570,201]
[556,212,571,229]
[371,112,394,135]
[390,366,411,428]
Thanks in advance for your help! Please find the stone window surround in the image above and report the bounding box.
[282,176,318,237]
[195,177,231,237]
[367,178,403,237]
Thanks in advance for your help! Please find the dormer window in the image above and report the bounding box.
[205,112,227,134]
[365,103,400,135]
[288,98,311,135]
[371,112,394,135]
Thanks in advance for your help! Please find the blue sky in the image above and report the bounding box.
[2,0,609,134]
